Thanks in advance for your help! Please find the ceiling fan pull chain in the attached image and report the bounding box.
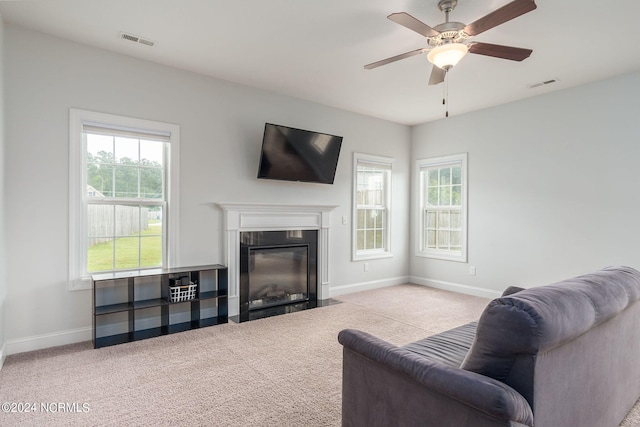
[442,68,447,105]
[444,68,449,118]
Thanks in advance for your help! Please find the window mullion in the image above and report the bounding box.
[111,204,116,271]
[88,198,162,207]
[137,139,141,199]
[111,135,116,198]
[138,205,142,270]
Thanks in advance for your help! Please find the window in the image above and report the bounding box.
[69,109,180,290]
[353,153,393,261]
[417,153,467,262]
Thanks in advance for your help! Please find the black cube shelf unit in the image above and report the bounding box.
[92,264,228,349]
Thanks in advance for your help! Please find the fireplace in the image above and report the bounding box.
[239,230,318,321]
[217,202,337,319]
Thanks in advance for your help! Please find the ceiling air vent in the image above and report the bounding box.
[529,79,559,89]
[120,32,155,47]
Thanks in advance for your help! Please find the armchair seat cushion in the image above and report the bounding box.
[402,321,477,368]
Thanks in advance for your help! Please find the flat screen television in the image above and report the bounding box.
[257,123,343,184]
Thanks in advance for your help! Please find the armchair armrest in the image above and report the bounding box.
[338,329,533,427]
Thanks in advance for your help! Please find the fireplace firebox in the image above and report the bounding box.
[239,230,318,321]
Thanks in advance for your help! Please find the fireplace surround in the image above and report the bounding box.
[217,202,337,320]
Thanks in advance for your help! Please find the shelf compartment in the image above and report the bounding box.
[134,306,163,338]
[200,297,228,326]
[95,311,131,348]
[94,278,131,308]
[168,301,194,327]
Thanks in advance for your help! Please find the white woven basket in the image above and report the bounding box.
[169,282,197,302]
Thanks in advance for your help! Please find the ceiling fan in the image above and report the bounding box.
[365,0,537,85]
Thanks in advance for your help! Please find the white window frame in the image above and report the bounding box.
[352,153,393,261]
[69,109,180,290]
[416,153,468,262]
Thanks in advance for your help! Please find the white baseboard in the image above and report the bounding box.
[5,326,92,356]
[329,276,410,297]
[410,275,502,299]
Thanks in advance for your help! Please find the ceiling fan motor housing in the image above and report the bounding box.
[429,22,469,47]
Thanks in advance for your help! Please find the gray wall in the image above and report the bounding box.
[411,71,640,295]
[0,11,6,362]
[3,24,410,352]
[4,19,639,355]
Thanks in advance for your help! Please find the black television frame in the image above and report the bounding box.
[256,123,343,185]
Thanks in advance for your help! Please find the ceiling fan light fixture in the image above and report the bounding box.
[427,43,468,69]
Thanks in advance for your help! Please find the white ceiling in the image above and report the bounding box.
[2,0,639,125]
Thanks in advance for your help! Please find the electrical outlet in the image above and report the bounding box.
[364,263,369,272]
[342,215,348,225]
[469,266,476,276]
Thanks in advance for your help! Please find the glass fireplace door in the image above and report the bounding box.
[248,244,309,310]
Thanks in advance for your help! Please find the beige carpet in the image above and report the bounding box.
[1,284,639,426]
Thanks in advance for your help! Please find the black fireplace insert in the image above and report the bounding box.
[239,230,318,322]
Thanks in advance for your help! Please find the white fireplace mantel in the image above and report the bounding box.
[217,202,337,318]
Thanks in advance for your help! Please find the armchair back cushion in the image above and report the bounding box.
[460,266,640,426]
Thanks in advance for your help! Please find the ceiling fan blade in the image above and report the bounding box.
[428,66,446,85]
[388,12,440,38]
[464,0,537,36]
[364,48,426,70]
[469,42,532,61]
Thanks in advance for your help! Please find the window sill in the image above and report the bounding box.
[416,250,467,263]
[69,277,92,291]
[353,251,393,262]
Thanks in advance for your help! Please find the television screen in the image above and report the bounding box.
[257,123,343,184]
